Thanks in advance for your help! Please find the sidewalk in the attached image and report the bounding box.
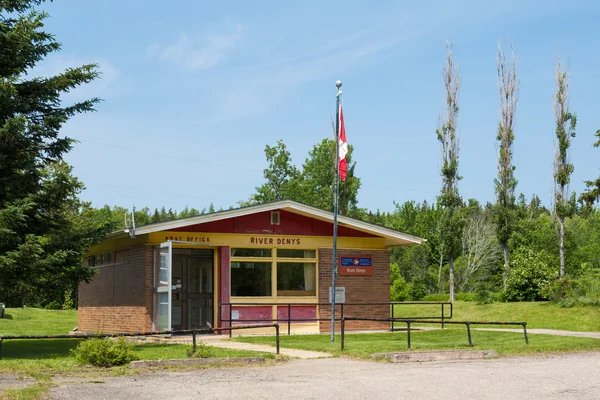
[208,339,333,359]
[143,334,333,359]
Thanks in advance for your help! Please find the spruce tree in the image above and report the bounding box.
[0,0,111,305]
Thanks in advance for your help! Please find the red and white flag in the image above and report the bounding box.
[338,105,348,181]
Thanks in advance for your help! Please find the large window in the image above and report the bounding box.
[230,262,271,296]
[277,262,316,296]
[230,247,317,298]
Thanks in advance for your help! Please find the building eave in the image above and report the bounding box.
[108,200,425,247]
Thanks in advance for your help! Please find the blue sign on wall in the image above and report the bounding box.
[340,257,372,267]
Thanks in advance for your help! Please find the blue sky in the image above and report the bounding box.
[35,0,600,213]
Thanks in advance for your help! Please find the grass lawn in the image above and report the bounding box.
[0,339,275,375]
[392,301,600,331]
[0,308,77,336]
[235,330,600,359]
[0,307,274,376]
[0,338,276,400]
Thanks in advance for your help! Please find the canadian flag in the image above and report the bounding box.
[338,105,348,181]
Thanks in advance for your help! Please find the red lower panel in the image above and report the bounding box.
[277,306,317,323]
[232,306,272,324]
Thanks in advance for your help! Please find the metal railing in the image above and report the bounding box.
[340,317,528,350]
[390,302,453,329]
[0,323,280,359]
[219,301,453,336]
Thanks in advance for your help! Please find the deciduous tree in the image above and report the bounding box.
[299,139,360,215]
[436,40,463,302]
[251,140,301,204]
[249,139,361,216]
[579,129,600,207]
[494,40,519,288]
[458,212,500,292]
[552,59,577,277]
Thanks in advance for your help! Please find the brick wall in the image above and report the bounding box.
[318,248,390,332]
[78,245,154,333]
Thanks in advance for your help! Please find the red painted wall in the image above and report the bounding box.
[231,306,272,324]
[171,210,374,237]
[277,306,317,323]
[218,246,230,329]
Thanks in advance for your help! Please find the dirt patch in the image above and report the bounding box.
[0,373,36,391]
[371,349,498,363]
[129,357,265,368]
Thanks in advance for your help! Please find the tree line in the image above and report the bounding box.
[430,39,600,301]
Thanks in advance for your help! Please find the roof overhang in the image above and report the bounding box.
[109,200,425,247]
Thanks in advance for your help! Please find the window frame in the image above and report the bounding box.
[230,247,318,299]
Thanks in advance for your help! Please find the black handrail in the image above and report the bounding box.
[340,317,528,350]
[0,323,280,359]
[219,301,453,336]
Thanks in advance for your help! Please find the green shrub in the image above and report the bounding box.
[505,248,557,302]
[390,275,410,301]
[474,283,500,304]
[63,288,75,310]
[577,270,600,306]
[186,342,212,358]
[541,270,600,307]
[43,301,62,310]
[540,277,580,304]
[389,263,429,301]
[421,293,478,302]
[421,294,449,302]
[408,281,427,301]
[71,337,138,367]
[455,293,477,302]
[578,294,600,306]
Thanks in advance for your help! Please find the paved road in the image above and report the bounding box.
[50,352,600,400]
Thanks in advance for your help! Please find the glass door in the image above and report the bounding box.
[187,257,214,329]
[153,242,173,332]
[171,255,185,331]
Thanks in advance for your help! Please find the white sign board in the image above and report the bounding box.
[231,310,240,320]
[329,287,346,304]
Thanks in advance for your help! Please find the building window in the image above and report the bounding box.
[231,247,317,298]
[231,248,272,258]
[85,252,116,268]
[276,249,315,258]
[230,262,272,297]
[277,262,316,296]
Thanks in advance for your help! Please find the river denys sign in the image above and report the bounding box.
[339,256,372,276]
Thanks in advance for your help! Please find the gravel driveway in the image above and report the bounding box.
[50,352,600,400]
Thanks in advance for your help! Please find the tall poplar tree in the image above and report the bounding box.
[494,41,519,288]
[552,59,577,277]
[436,40,463,302]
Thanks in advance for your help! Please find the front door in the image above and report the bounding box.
[171,253,214,330]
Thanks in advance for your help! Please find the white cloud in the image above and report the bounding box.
[204,27,422,122]
[148,23,244,70]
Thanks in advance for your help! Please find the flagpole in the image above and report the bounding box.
[331,80,342,342]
